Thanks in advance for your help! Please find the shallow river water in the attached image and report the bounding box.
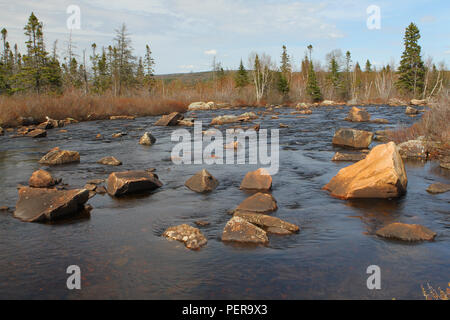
[0,105,449,299]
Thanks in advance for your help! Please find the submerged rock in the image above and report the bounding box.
[345,106,370,122]
[234,192,278,215]
[139,132,156,146]
[97,156,122,166]
[154,112,184,126]
[240,168,272,191]
[163,224,207,250]
[332,128,373,149]
[14,187,89,222]
[323,142,407,199]
[405,106,419,114]
[222,216,268,244]
[426,182,450,194]
[106,170,163,196]
[29,169,56,188]
[234,212,299,234]
[185,169,219,193]
[39,148,80,165]
[331,152,366,162]
[376,223,436,241]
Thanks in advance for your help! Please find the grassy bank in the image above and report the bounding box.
[0,92,188,127]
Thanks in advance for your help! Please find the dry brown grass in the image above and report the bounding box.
[421,282,450,300]
[385,95,450,156]
[0,91,189,127]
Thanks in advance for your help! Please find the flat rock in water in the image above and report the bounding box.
[154,112,184,126]
[106,170,163,196]
[376,223,436,241]
[0,127,4,135]
[332,128,373,149]
[345,106,371,122]
[39,148,80,165]
[222,216,268,245]
[185,169,219,193]
[110,115,135,120]
[240,168,272,191]
[139,132,156,145]
[426,182,450,194]
[323,142,407,199]
[97,156,122,166]
[210,112,257,125]
[163,224,207,250]
[29,169,56,188]
[234,192,277,214]
[234,212,299,234]
[14,187,89,222]
[26,129,47,138]
[332,152,366,162]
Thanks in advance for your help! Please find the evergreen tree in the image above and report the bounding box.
[396,22,425,97]
[234,59,249,89]
[144,44,155,89]
[305,45,322,102]
[327,51,341,99]
[277,45,291,99]
[113,23,136,95]
[365,59,372,73]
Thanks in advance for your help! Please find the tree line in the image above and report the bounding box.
[0,14,447,104]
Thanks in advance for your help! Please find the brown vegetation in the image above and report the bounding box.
[0,90,188,127]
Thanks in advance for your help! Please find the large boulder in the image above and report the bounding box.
[222,216,269,244]
[163,224,207,250]
[185,169,219,193]
[234,192,278,214]
[154,112,184,126]
[397,139,428,159]
[332,128,373,149]
[39,147,80,165]
[426,182,450,194]
[345,106,371,122]
[376,223,436,241]
[29,169,56,188]
[234,212,299,234]
[14,187,89,222]
[97,156,122,166]
[139,132,156,146]
[240,168,272,191]
[106,170,163,196]
[323,142,407,199]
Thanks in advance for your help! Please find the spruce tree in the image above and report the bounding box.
[234,59,249,89]
[306,46,322,102]
[396,22,425,97]
[277,45,291,99]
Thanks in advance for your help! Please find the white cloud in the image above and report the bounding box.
[204,49,217,55]
[420,15,436,23]
[179,64,194,69]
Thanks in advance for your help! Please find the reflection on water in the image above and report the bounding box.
[0,105,449,299]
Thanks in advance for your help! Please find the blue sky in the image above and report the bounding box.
[0,0,448,74]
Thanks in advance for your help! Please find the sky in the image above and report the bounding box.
[0,0,449,74]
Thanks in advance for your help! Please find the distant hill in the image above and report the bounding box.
[154,70,234,84]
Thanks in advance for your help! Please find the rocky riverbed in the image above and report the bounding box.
[0,104,448,299]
